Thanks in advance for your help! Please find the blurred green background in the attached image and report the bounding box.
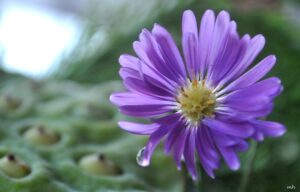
[0,0,299,191]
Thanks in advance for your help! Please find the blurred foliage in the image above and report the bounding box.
[1,0,300,191]
[54,0,193,82]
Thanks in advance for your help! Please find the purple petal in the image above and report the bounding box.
[110,92,175,107]
[198,9,215,79]
[235,35,266,77]
[119,105,171,117]
[182,10,199,78]
[118,121,160,135]
[219,55,276,95]
[123,77,174,99]
[219,146,240,170]
[206,11,231,80]
[164,121,183,154]
[134,30,183,85]
[196,126,220,178]
[232,138,249,152]
[173,127,189,170]
[252,131,264,141]
[222,95,271,111]
[203,118,254,138]
[141,114,179,166]
[208,21,239,86]
[212,33,247,88]
[110,92,175,117]
[251,120,286,138]
[119,56,176,98]
[217,34,265,87]
[183,129,198,180]
[226,35,265,82]
[119,54,177,94]
[215,112,252,122]
[152,24,186,81]
[213,132,240,170]
[140,125,171,166]
[216,103,274,118]
[196,146,216,178]
[222,77,282,101]
[201,126,220,161]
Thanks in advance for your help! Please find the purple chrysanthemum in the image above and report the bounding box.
[110,9,286,180]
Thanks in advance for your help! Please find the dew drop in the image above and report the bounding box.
[136,147,149,167]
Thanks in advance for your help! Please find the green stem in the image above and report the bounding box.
[238,140,258,192]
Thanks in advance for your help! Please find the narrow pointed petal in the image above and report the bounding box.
[206,11,231,81]
[123,77,174,99]
[198,9,215,79]
[164,122,183,154]
[219,146,240,170]
[182,10,199,78]
[141,114,179,166]
[208,21,239,86]
[203,118,254,138]
[196,126,220,178]
[152,24,186,80]
[110,92,175,117]
[173,127,189,170]
[222,77,282,101]
[251,120,286,138]
[118,121,160,135]
[134,30,183,85]
[216,103,274,118]
[110,92,175,107]
[235,35,266,77]
[213,132,240,170]
[219,55,276,94]
[119,54,177,94]
[184,129,198,180]
[223,96,271,111]
[218,35,265,86]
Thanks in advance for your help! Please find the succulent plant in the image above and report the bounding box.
[0,75,183,192]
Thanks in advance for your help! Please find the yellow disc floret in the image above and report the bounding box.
[177,79,216,124]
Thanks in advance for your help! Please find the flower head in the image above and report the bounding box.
[110,9,286,180]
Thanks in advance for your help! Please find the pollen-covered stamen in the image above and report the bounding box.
[177,79,216,124]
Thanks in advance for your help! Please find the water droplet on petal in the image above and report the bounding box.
[136,147,149,167]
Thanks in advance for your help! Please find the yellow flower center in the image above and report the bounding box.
[177,79,216,124]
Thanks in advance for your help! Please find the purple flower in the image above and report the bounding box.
[110,9,286,180]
